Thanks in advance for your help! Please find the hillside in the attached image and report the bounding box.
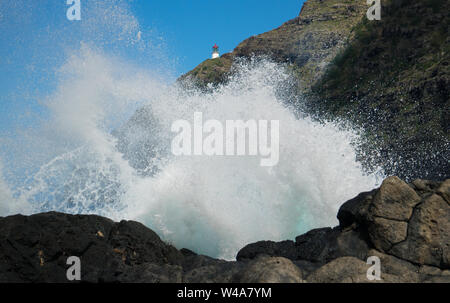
[179,0,367,91]
[310,0,449,181]
[179,0,449,181]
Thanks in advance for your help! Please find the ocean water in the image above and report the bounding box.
[0,1,383,260]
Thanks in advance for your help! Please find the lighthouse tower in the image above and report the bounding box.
[212,44,220,59]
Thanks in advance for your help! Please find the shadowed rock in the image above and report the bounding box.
[0,177,448,282]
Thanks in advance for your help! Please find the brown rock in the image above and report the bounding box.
[307,257,372,283]
[437,179,450,204]
[411,179,440,193]
[366,249,420,282]
[238,256,303,283]
[368,217,408,251]
[390,194,450,268]
[371,176,421,221]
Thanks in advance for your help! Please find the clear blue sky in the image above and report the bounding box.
[132,0,304,73]
[0,0,305,132]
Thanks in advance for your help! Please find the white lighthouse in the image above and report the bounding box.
[212,43,220,59]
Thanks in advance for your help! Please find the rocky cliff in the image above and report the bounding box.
[179,0,449,182]
[311,0,449,181]
[179,0,366,91]
[1,176,448,283]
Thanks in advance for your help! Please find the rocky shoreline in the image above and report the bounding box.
[0,176,448,283]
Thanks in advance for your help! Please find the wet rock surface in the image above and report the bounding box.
[0,176,448,283]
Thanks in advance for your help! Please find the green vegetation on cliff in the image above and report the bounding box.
[178,0,449,181]
[179,0,366,90]
[178,53,233,89]
[311,0,449,180]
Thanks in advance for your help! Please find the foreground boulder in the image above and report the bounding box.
[338,177,450,268]
[237,177,450,282]
[237,256,304,283]
[0,177,448,283]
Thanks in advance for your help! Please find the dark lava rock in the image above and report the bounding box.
[0,177,448,282]
[0,212,183,282]
[236,177,450,282]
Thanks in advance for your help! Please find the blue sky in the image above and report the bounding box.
[0,0,305,132]
[132,0,304,73]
